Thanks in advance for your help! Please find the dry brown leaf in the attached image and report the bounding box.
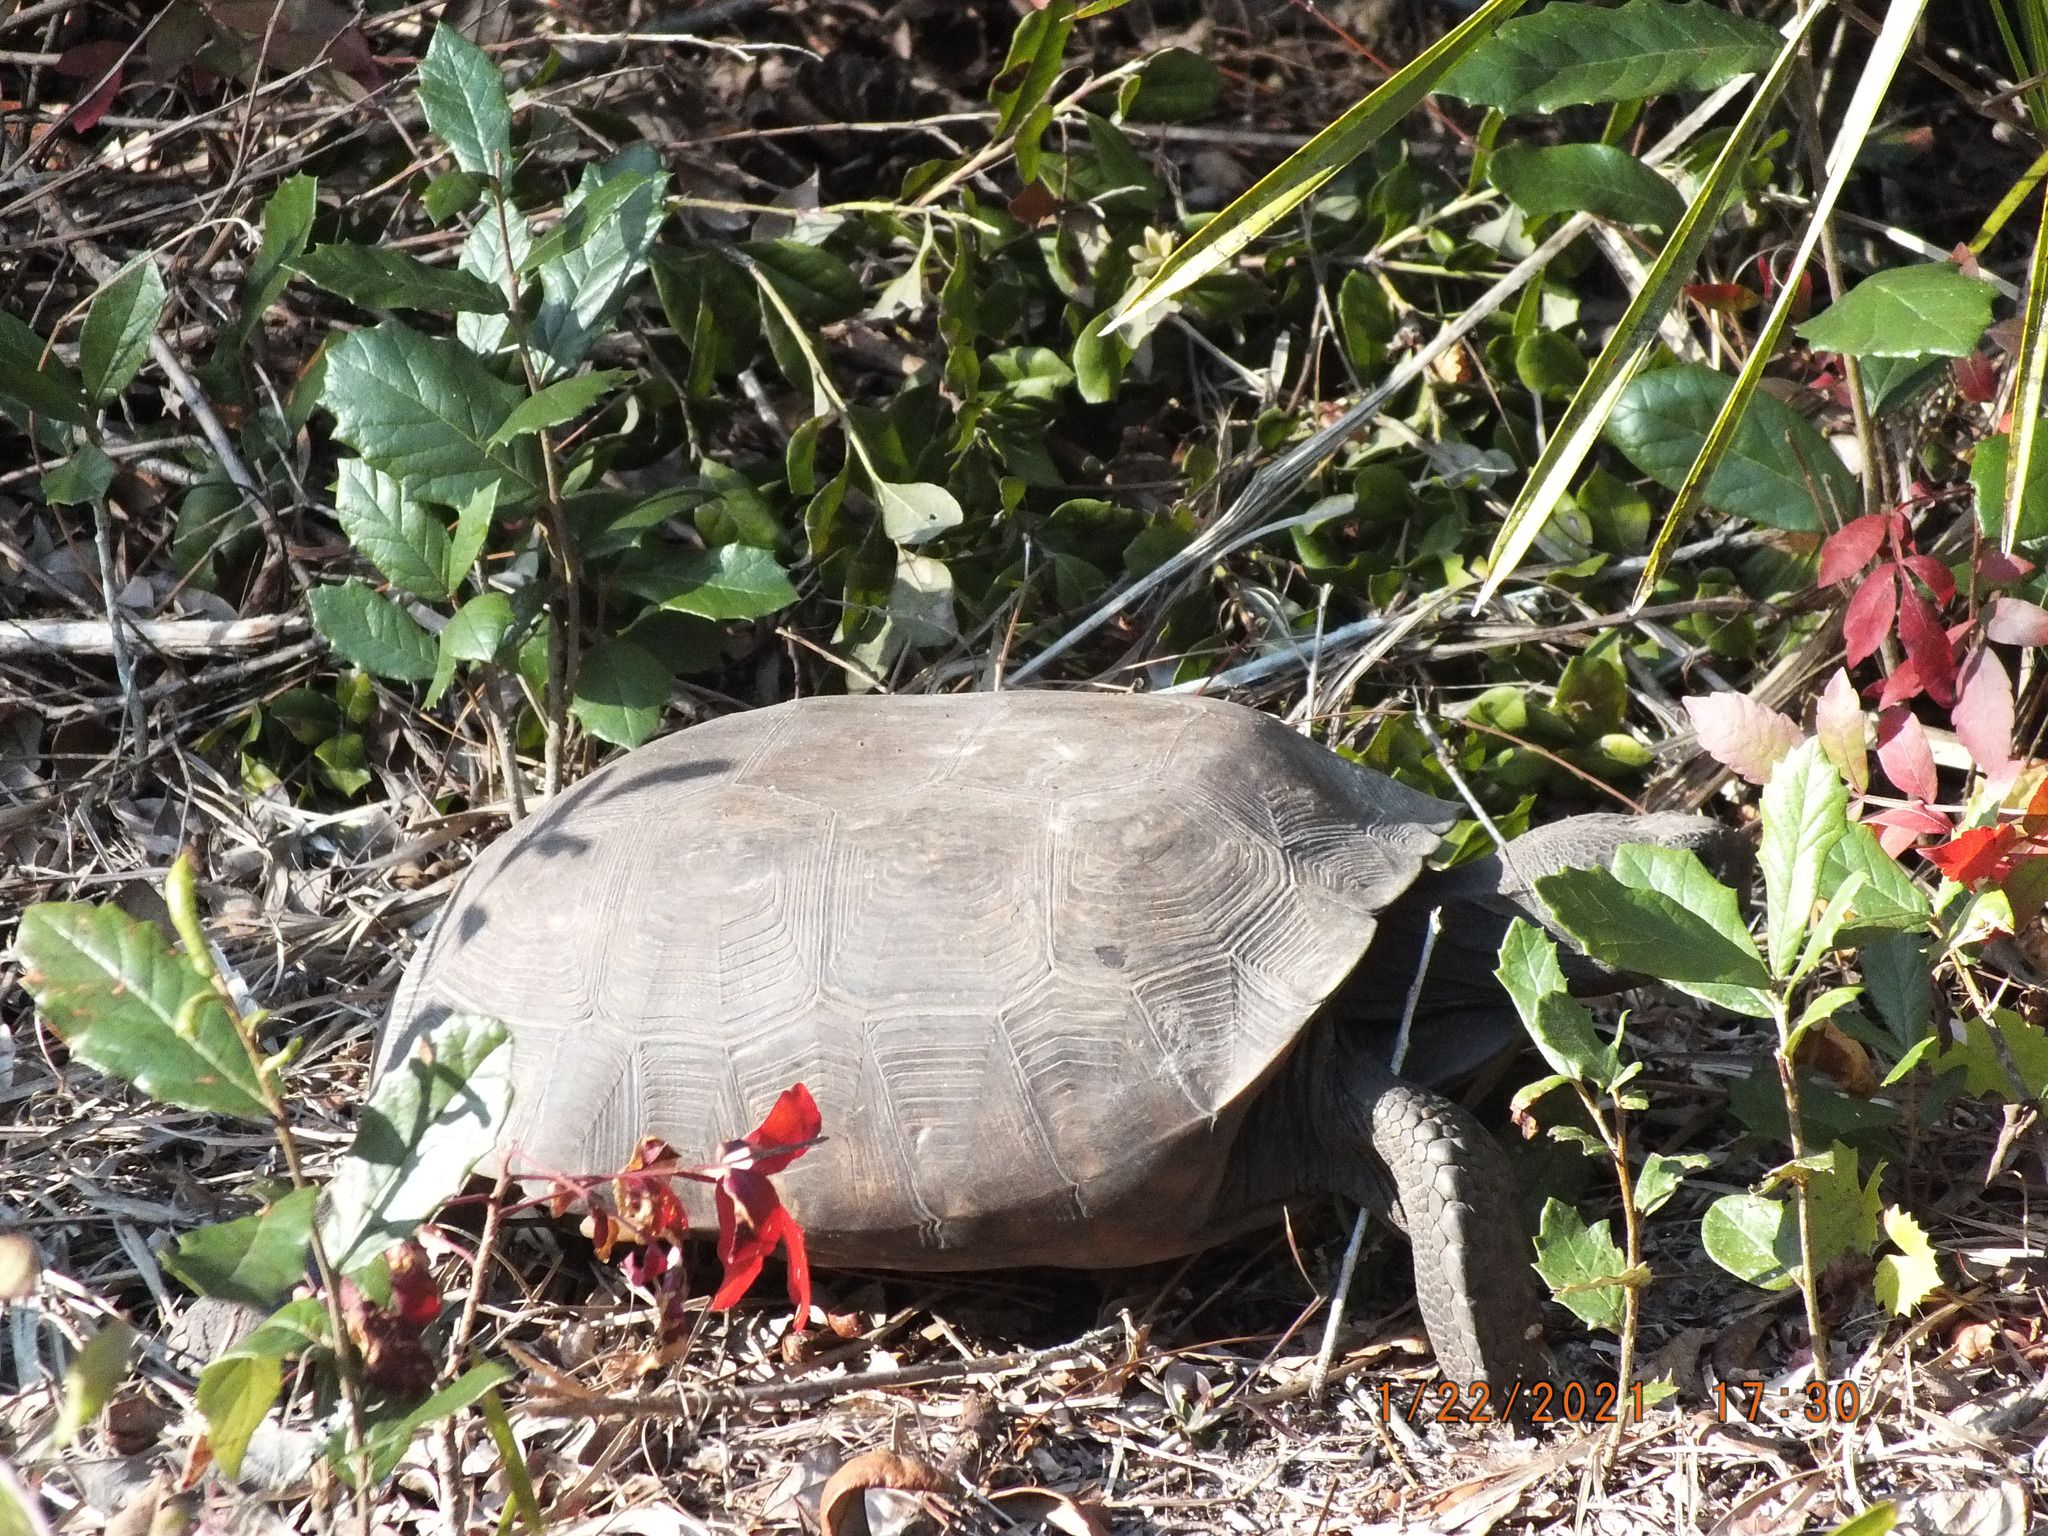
[0,1234,40,1301]
[986,1487,1111,1536]
[819,1452,949,1536]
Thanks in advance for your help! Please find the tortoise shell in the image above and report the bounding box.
[378,692,1459,1267]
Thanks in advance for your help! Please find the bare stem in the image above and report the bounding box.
[1772,995,1831,1376]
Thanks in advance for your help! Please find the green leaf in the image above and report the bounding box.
[456,202,531,357]
[1536,855,1772,1005]
[1969,432,2048,545]
[446,481,497,592]
[529,151,668,376]
[1938,1009,2048,1099]
[876,479,965,545]
[1439,0,1782,113]
[618,543,800,621]
[1799,1141,1885,1270]
[343,1361,513,1488]
[42,445,115,506]
[1822,1507,1897,1536]
[737,239,863,323]
[161,1187,316,1307]
[1635,1151,1708,1217]
[1701,1191,1798,1291]
[197,1353,281,1480]
[488,369,631,445]
[0,310,90,424]
[310,581,439,682]
[229,174,318,351]
[1873,1206,1941,1314]
[422,169,490,223]
[80,260,167,404]
[194,1299,327,1480]
[1496,920,1621,1090]
[569,639,669,747]
[1759,741,1849,977]
[292,244,507,314]
[16,903,269,1120]
[1124,46,1220,122]
[425,590,515,708]
[1797,263,1995,359]
[1489,142,1685,228]
[320,321,539,506]
[1604,362,1852,532]
[322,1014,511,1276]
[418,24,512,177]
[1531,1199,1631,1332]
[334,460,453,599]
[1858,930,1933,1050]
[1109,0,1528,337]
[53,1320,135,1449]
[1824,822,1930,937]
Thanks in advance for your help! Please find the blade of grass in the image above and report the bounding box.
[2005,182,2048,554]
[1476,2,1826,608]
[1105,0,1529,338]
[1631,0,1932,607]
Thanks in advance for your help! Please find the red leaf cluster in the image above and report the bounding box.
[1823,510,1960,706]
[565,1084,822,1327]
[338,1239,442,1397]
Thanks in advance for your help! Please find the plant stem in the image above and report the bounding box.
[167,854,376,1518]
[1772,994,1831,1376]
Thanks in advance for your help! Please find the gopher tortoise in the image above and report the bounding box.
[380,691,1736,1388]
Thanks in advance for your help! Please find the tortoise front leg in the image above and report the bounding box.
[1348,1053,1549,1396]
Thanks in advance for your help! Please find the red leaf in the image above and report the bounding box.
[1814,668,1868,794]
[1685,282,1761,315]
[1896,584,1957,706]
[54,40,124,132]
[1920,824,2022,885]
[1818,514,1892,586]
[740,1082,822,1175]
[1953,352,1999,402]
[1844,567,1898,666]
[1953,647,2016,783]
[1684,692,1804,786]
[1987,596,2048,646]
[386,1240,442,1327]
[1897,553,1956,607]
[1876,707,1938,803]
[1977,549,2035,587]
[1876,655,1925,708]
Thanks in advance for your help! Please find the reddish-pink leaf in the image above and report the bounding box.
[1684,692,1803,786]
[1953,647,2016,784]
[1987,596,2048,646]
[1920,824,2021,885]
[1844,567,1898,666]
[54,40,124,133]
[1818,514,1892,586]
[1814,668,1868,794]
[1977,549,2035,587]
[1895,584,1957,706]
[1865,803,1953,857]
[1953,352,1999,402]
[1897,553,1956,606]
[1876,707,1938,803]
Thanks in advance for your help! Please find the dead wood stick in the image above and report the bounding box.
[0,614,309,658]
